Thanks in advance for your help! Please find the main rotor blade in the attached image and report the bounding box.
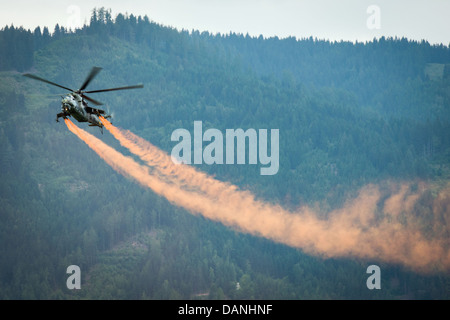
[23,73,74,92]
[79,66,102,91]
[84,84,144,94]
[82,94,103,106]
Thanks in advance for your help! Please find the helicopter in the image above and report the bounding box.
[23,67,143,133]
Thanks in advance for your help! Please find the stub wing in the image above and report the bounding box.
[85,106,106,115]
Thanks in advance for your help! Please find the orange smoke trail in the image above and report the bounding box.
[69,118,450,272]
[99,116,239,197]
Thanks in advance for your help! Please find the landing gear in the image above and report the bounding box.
[56,112,66,122]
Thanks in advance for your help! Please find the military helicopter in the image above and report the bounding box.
[23,67,143,133]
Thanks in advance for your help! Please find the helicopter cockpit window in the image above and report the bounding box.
[62,96,76,108]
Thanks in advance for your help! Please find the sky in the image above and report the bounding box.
[1,0,449,45]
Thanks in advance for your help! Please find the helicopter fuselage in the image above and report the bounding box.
[58,93,105,129]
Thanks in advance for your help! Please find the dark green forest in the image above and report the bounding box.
[0,8,449,299]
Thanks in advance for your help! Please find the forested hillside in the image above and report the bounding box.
[0,8,449,299]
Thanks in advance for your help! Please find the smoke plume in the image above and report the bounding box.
[66,118,450,273]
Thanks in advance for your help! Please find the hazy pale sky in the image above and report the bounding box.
[1,0,449,44]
